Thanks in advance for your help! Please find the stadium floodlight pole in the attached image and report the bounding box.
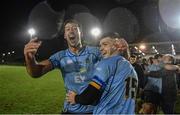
[171,44,176,55]
[28,28,36,39]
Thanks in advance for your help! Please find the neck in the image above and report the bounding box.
[110,51,119,57]
[69,44,83,54]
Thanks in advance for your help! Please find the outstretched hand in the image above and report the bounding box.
[66,91,77,104]
[24,37,42,59]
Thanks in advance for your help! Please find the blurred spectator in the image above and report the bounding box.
[147,54,179,114]
[142,54,163,113]
[129,54,146,97]
[141,58,148,71]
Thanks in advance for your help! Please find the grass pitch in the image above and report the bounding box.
[0,65,65,114]
[0,65,180,114]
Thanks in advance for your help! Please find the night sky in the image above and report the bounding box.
[0,0,147,48]
[0,0,44,55]
[1,0,180,62]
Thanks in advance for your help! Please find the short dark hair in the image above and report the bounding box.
[148,57,154,65]
[101,32,120,40]
[62,19,82,33]
[154,54,163,59]
[130,54,137,59]
[101,32,130,59]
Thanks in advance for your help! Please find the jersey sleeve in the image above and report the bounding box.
[90,61,110,90]
[88,46,102,62]
[48,51,64,69]
[94,47,102,61]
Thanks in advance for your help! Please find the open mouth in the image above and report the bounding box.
[69,36,75,40]
[69,33,76,41]
[69,37,76,44]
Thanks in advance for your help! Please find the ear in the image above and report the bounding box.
[115,39,128,51]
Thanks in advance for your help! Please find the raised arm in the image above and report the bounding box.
[147,70,164,78]
[146,69,177,78]
[164,64,179,71]
[24,38,53,78]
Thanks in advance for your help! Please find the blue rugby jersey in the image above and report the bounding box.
[91,55,138,114]
[49,46,101,113]
[145,64,162,93]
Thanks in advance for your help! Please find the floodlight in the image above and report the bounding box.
[152,46,155,49]
[91,27,101,38]
[139,44,146,50]
[28,28,36,38]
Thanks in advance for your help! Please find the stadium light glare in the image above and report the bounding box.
[139,44,146,50]
[91,27,101,38]
[28,28,36,38]
[154,49,158,53]
[134,46,138,50]
[152,46,155,49]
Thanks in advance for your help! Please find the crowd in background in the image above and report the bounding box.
[129,53,180,114]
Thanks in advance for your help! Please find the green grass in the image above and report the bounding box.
[0,65,180,114]
[176,94,180,113]
[0,65,65,114]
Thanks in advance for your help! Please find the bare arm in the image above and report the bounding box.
[148,70,164,78]
[24,38,53,78]
[147,69,177,78]
[164,64,179,71]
